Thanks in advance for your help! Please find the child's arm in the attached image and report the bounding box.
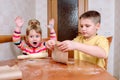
[47,19,57,40]
[14,16,24,32]
[57,40,108,58]
[12,16,24,45]
[45,19,57,50]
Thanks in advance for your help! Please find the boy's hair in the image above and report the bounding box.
[79,10,101,24]
[26,19,42,36]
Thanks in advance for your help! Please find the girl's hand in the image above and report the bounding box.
[47,18,54,29]
[46,40,56,50]
[15,16,24,28]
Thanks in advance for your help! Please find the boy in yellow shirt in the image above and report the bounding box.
[55,10,109,69]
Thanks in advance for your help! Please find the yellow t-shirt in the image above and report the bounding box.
[73,35,109,69]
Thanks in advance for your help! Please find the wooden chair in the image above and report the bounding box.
[0,35,50,43]
[0,35,26,43]
[105,36,112,70]
[0,35,13,43]
[0,35,51,56]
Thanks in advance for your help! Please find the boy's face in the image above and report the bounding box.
[79,18,100,39]
[27,29,41,47]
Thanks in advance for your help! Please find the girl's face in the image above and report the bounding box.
[79,18,100,39]
[27,29,41,47]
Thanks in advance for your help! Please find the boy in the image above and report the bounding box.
[49,10,109,69]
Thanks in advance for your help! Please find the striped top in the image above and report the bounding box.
[13,29,56,54]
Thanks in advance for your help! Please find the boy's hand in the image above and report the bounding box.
[15,16,24,28]
[57,40,75,52]
[47,18,54,29]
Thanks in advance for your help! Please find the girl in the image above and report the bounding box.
[13,16,56,58]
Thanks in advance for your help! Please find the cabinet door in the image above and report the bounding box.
[48,0,88,57]
[48,0,88,41]
[48,0,87,41]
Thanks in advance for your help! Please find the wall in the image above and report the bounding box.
[114,0,120,79]
[0,0,36,60]
[36,0,47,38]
[88,0,115,75]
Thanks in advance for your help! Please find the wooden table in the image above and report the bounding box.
[0,58,116,80]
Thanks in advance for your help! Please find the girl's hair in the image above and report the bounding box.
[79,10,101,24]
[26,19,42,36]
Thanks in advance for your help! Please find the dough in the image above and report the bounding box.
[52,46,68,64]
[17,52,48,59]
[0,65,22,80]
